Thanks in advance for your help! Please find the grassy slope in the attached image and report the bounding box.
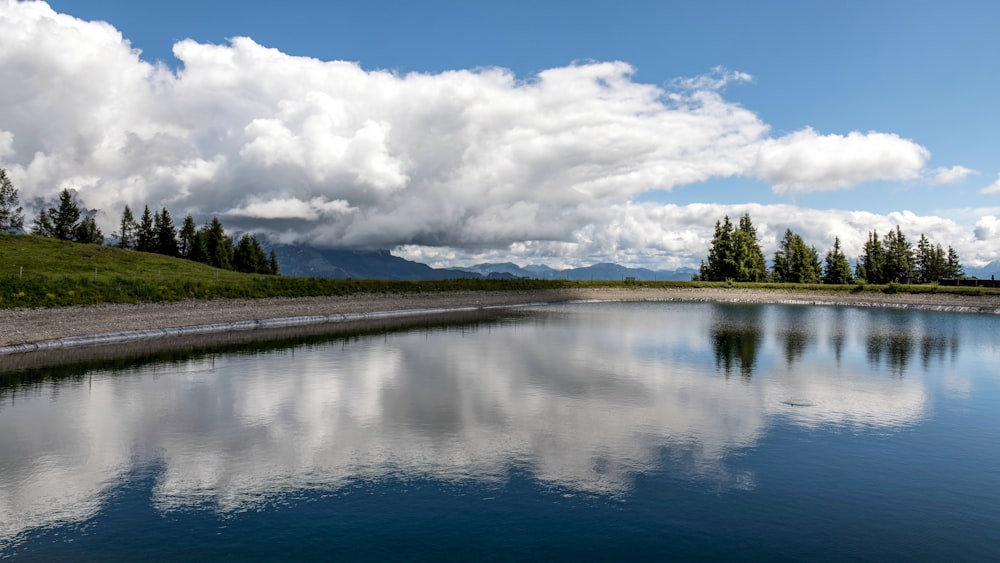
[0,233,581,307]
[1,233,995,308]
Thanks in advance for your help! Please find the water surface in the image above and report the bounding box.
[2,302,999,560]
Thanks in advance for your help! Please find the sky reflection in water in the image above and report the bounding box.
[1,302,999,552]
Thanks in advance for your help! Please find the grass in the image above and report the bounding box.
[2,233,997,308]
[0,233,583,308]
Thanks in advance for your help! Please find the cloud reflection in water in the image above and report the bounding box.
[1,302,978,542]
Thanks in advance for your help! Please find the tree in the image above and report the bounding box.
[699,214,767,282]
[915,234,949,284]
[0,168,25,233]
[203,217,233,269]
[700,216,736,282]
[135,206,155,252]
[31,208,54,237]
[822,237,853,284]
[946,246,964,278]
[50,189,81,241]
[154,207,179,256]
[74,216,103,244]
[773,229,821,284]
[187,230,209,264]
[855,230,885,284]
[178,214,197,257]
[736,214,768,282]
[116,205,137,249]
[882,225,914,283]
[268,249,279,275]
[772,229,793,283]
[233,234,269,273]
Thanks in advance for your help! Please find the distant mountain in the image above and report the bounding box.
[964,261,1000,280]
[270,246,480,280]
[268,244,698,281]
[455,261,697,281]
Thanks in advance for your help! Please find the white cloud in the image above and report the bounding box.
[753,128,929,194]
[0,1,989,268]
[928,165,976,184]
[0,130,13,158]
[980,173,1000,195]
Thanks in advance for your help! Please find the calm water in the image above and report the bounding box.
[2,302,999,561]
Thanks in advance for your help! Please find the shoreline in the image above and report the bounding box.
[3,287,1000,356]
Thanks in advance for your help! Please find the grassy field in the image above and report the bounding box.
[1,233,996,308]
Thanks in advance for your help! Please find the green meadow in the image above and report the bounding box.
[0,233,994,309]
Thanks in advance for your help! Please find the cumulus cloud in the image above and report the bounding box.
[928,165,976,184]
[0,1,985,267]
[753,128,929,194]
[980,173,1000,195]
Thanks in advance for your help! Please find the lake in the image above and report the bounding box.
[2,301,999,561]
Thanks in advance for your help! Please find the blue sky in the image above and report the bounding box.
[5,1,1000,268]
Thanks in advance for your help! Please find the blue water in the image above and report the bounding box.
[2,302,999,561]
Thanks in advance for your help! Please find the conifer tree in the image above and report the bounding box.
[882,225,914,283]
[268,249,279,275]
[233,234,269,273]
[117,205,137,249]
[135,206,155,252]
[51,189,81,241]
[204,217,233,269]
[179,214,197,257]
[946,246,964,278]
[700,214,767,282]
[154,207,179,256]
[31,208,54,237]
[74,216,103,244]
[0,168,25,233]
[822,237,852,284]
[856,230,885,283]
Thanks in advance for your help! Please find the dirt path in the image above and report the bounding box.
[3,287,999,351]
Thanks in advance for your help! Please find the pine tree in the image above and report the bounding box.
[946,246,964,278]
[204,217,233,269]
[51,189,81,241]
[856,230,885,284]
[154,207,179,256]
[822,237,853,284]
[0,168,25,233]
[178,214,197,257]
[736,214,768,282]
[701,217,735,281]
[233,234,269,273]
[117,205,137,249]
[773,229,820,283]
[772,229,794,283]
[32,208,54,237]
[187,230,209,264]
[268,249,279,275]
[882,225,914,283]
[135,206,155,252]
[701,214,767,282]
[74,216,103,244]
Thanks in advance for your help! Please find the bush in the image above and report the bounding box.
[883,281,904,294]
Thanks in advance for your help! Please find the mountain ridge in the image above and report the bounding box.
[270,245,696,281]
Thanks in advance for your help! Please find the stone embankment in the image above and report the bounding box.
[2,287,999,356]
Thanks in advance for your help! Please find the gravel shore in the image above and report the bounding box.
[3,287,1000,353]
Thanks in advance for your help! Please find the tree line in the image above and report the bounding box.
[697,213,964,284]
[0,169,277,275]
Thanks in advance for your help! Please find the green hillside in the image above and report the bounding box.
[0,233,571,308]
[2,233,994,309]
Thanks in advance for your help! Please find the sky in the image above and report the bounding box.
[2,0,999,269]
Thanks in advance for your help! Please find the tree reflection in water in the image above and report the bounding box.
[711,305,762,379]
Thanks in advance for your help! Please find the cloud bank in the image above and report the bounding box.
[0,1,986,268]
